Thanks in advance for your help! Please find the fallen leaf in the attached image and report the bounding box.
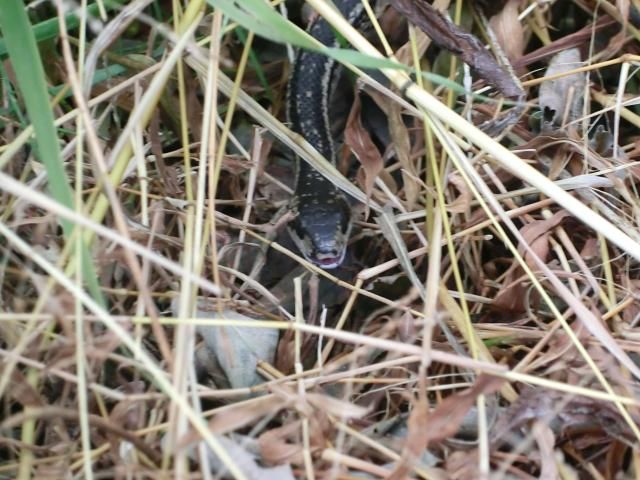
[492,387,638,448]
[518,210,571,268]
[387,101,418,209]
[424,375,503,445]
[489,0,525,65]
[446,172,472,214]
[492,264,530,313]
[259,421,305,465]
[345,91,384,209]
[446,449,480,480]
[175,433,295,480]
[390,0,523,98]
[532,421,559,480]
[188,304,279,391]
[387,387,429,480]
[539,48,586,131]
[306,393,369,419]
[513,17,614,69]
[207,395,291,436]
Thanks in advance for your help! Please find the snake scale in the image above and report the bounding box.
[286,0,369,269]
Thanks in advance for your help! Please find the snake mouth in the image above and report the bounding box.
[286,218,349,270]
[315,256,342,269]
[311,248,346,269]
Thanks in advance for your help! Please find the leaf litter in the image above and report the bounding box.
[2,0,640,478]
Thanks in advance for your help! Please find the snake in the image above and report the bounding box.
[286,0,368,269]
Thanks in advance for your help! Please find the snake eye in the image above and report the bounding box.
[289,216,307,241]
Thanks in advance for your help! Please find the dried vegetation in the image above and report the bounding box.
[1,0,640,478]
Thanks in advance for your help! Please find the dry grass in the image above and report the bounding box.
[2,0,640,478]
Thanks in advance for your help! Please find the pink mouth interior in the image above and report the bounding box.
[318,257,339,266]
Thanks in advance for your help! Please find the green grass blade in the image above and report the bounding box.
[0,0,105,306]
[208,0,505,100]
[0,0,124,58]
[234,27,273,103]
[208,0,408,71]
[0,2,73,210]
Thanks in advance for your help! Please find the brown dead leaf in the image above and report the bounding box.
[580,237,598,259]
[489,0,525,65]
[275,330,296,374]
[208,395,291,436]
[387,387,429,480]
[221,154,254,175]
[259,420,305,465]
[185,71,203,142]
[306,393,368,419]
[108,381,146,431]
[425,375,504,445]
[395,26,431,65]
[492,387,638,448]
[254,388,334,466]
[446,172,472,214]
[387,101,418,209]
[258,416,328,465]
[532,421,559,480]
[620,279,640,325]
[605,441,630,479]
[34,462,72,480]
[517,210,570,268]
[379,168,399,195]
[513,17,614,69]
[345,92,384,208]
[446,449,480,480]
[492,265,530,313]
[7,368,44,408]
[390,0,523,99]
[193,434,296,480]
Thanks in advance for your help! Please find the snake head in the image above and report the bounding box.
[287,193,352,269]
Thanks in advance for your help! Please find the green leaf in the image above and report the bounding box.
[207,0,509,101]
[208,0,317,48]
[207,0,409,72]
[324,47,409,71]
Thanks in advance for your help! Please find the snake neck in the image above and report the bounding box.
[287,0,366,167]
[285,0,367,268]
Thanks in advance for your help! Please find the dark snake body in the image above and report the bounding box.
[286,0,368,269]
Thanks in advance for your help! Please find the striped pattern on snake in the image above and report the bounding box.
[286,0,370,269]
